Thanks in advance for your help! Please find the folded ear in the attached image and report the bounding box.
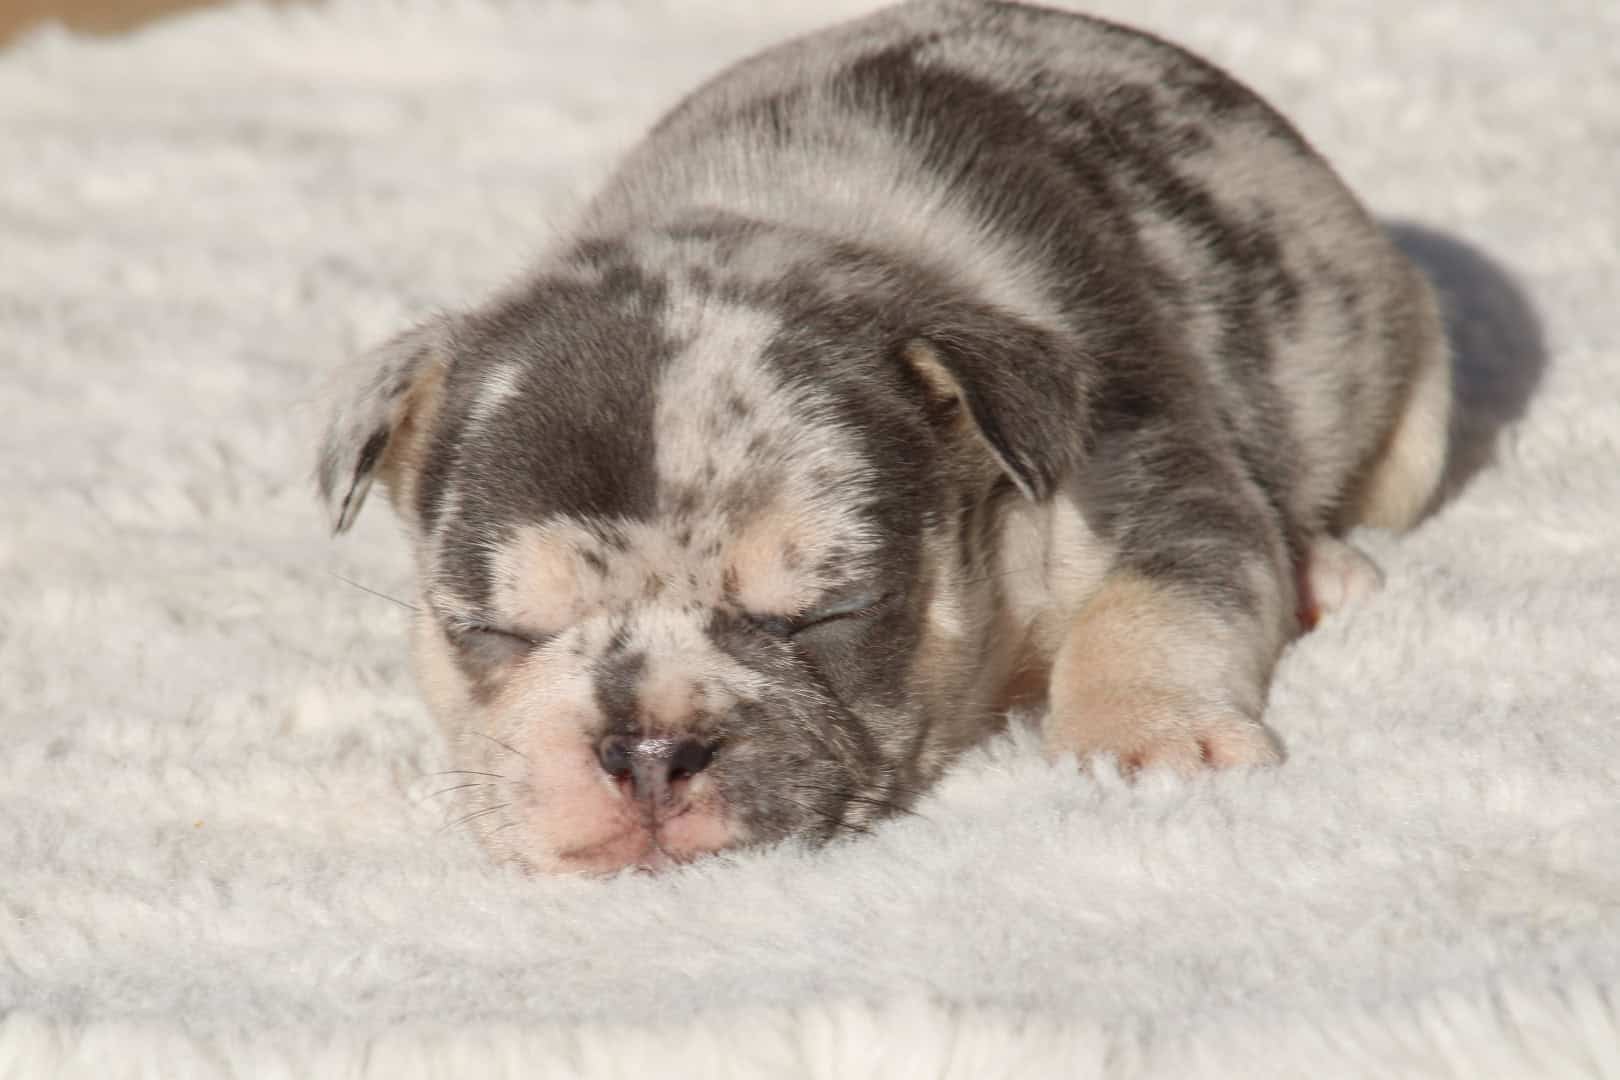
[315,317,453,534]
[900,313,1093,500]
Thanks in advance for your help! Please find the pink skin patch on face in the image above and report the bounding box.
[520,724,642,874]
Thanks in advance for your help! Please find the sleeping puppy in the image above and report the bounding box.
[317,0,1450,874]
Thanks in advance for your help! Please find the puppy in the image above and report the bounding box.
[318,0,1449,874]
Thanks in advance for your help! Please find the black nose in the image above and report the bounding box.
[596,735,716,804]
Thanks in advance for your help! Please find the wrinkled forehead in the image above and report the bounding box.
[430,290,884,620]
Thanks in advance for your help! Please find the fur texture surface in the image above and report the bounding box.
[1,0,1617,1075]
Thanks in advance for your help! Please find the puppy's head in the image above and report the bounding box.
[318,226,1088,873]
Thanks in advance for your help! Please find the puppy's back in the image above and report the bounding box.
[580,0,1444,534]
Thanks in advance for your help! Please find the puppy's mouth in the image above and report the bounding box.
[553,830,658,874]
[551,808,717,875]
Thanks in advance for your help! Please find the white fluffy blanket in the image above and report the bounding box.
[3,1,1618,1075]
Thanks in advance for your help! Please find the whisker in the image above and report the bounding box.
[796,771,931,802]
[416,781,491,805]
[776,793,880,838]
[330,572,418,612]
[466,730,530,761]
[424,769,508,780]
[827,819,875,837]
[839,792,926,820]
[792,802,874,837]
[441,803,511,834]
[787,773,934,829]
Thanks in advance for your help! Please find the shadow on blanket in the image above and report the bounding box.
[1386,222,1548,508]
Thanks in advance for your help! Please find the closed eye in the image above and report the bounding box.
[449,622,552,665]
[749,591,894,638]
[461,624,548,646]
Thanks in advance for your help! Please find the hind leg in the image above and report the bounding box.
[1350,282,1453,531]
[1295,277,1449,628]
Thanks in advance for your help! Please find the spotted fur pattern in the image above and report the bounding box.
[317,0,1449,874]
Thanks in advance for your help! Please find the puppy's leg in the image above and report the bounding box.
[1045,420,1295,772]
[1047,569,1285,772]
[1349,281,1452,531]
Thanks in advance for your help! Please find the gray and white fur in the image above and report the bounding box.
[317,0,1450,874]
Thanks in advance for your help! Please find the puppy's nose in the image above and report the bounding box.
[596,735,716,805]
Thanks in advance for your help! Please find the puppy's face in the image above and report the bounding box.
[319,229,1086,872]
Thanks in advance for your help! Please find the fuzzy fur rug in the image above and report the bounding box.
[3,0,1618,1076]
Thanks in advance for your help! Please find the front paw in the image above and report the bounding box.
[1045,570,1288,776]
[1044,682,1282,774]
